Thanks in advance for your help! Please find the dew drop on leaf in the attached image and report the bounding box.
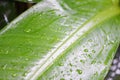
[87,54,92,59]
[94,72,98,76]
[23,72,27,76]
[69,63,73,67]
[80,78,82,80]
[20,65,25,69]
[8,67,12,70]
[84,49,88,52]
[24,29,31,33]
[12,73,17,77]
[0,50,2,53]
[70,69,72,72]
[11,62,16,68]
[91,60,96,64]
[76,69,82,74]
[2,64,7,70]
[61,71,63,73]
[58,27,62,31]
[108,40,115,45]
[5,50,8,54]
[25,58,29,61]
[47,37,50,40]
[80,60,85,63]
[88,39,92,42]
[58,62,64,66]
[92,50,96,53]
[60,78,65,80]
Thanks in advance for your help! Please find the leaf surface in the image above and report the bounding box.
[0,0,120,80]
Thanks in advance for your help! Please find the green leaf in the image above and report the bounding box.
[0,0,120,80]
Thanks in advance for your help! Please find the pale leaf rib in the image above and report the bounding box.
[25,6,120,80]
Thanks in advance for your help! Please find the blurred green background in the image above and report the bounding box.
[0,0,35,29]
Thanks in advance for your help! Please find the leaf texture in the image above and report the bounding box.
[0,0,120,80]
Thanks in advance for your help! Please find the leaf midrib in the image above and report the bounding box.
[25,6,120,80]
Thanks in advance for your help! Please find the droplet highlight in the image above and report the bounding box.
[84,49,88,52]
[76,69,82,74]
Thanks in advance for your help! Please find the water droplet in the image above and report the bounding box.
[49,77,53,80]
[91,60,96,64]
[69,63,73,67]
[25,58,29,61]
[70,69,72,72]
[106,35,110,40]
[58,27,62,31]
[87,54,92,59]
[76,69,82,74]
[8,67,12,70]
[41,36,44,39]
[5,50,8,54]
[84,49,88,52]
[0,50,2,53]
[80,60,85,63]
[94,72,98,76]
[19,56,23,60]
[12,73,17,77]
[108,40,115,45]
[60,78,65,80]
[92,50,96,53]
[88,39,92,42]
[11,62,16,68]
[2,64,7,70]
[20,65,25,69]
[83,45,85,48]
[80,78,82,80]
[58,63,63,66]
[23,72,28,76]
[61,71,63,73]
[104,44,106,47]
[46,37,50,40]
[24,29,31,33]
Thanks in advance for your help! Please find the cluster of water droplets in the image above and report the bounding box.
[39,28,109,80]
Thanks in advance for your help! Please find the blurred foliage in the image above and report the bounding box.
[0,0,35,29]
[15,0,42,3]
[0,0,16,29]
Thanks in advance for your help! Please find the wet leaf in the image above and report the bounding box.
[0,0,120,80]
